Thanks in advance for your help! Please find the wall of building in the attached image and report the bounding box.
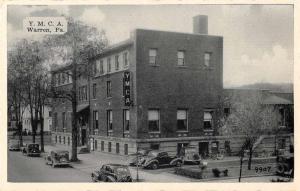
[89,43,139,139]
[135,29,223,139]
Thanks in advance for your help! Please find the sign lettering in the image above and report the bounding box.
[124,71,131,106]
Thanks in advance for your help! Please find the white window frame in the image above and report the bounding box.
[177,109,188,131]
[204,52,212,67]
[148,109,160,132]
[149,49,157,65]
[177,51,185,66]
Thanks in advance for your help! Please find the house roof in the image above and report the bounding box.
[262,95,292,105]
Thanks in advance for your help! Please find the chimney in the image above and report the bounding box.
[193,15,208,35]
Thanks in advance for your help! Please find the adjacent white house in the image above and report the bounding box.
[22,105,52,134]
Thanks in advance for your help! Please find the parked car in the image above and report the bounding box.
[45,150,70,167]
[276,153,294,178]
[141,150,183,169]
[178,146,201,165]
[8,139,20,151]
[128,149,152,166]
[22,143,41,157]
[91,164,133,182]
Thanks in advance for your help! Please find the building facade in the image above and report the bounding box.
[22,105,52,134]
[51,15,293,157]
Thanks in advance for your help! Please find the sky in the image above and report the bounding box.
[7,4,294,87]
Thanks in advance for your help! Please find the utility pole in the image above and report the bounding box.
[239,150,244,182]
[136,147,139,182]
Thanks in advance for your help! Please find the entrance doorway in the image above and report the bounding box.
[177,143,189,156]
[81,129,87,145]
[199,142,209,158]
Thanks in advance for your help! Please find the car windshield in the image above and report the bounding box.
[28,144,39,149]
[115,167,130,175]
[57,151,68,155]
[147,151,158,157]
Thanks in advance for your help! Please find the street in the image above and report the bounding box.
[8,151,90,182]
[8,148,283,183]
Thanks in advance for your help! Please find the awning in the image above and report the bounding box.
[76,104,89,113]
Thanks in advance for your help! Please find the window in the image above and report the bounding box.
[177,51,185,66]
[224,141,231,155]
[148,110,160,132]
[116,143,120,154]
[204,52,212,67]
[123,109,130,132]
[57,73,61,85]
[94,140,98,150]
[123,52,128,67]
[108,142,112,152]
[62,112,66,130]
[107,110,113,131]
[92,61,97,76]
[278,139,286,149]
[107,57,111,73]
[177,110,188,131]
[224,107,230,117]
[96,60,101,74]
[68,71,72,83]
[53,113,57,131]
[62,73,65,84]
[93,111,99,129]
[107,81,112,97]
[83,86,87,100]
[115,55,119,71]
[203,110,213,129]
[279,108,285,126]
[150,143,160,150]
[101,141,104,151]
[124,144,128,155]
[149,49,157,65]
[63,137,65,144]
[100,60,104,74]
[68,137,70,145]
[59,136,61,143]
[92,83,97,99]
[49,111,52,117]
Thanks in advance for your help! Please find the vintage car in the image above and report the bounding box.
[179,146,201,165]
[22,143,41,157]
[276,153,294,178]
[128,149,152,166]
[91,164,133,182]
[141,150,183,169]
[45,150,70,167]
[8,139,20,151]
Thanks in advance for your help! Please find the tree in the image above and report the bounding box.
[220,92,280,171]
[8,50,27,146]
[44,17,108,161]
[8,39,52,151]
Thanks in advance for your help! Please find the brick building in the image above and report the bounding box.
[51,15,293,156]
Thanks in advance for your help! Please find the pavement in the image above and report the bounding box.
[8,151,90,182]
[42,144,278,182]
[8,141,281,182]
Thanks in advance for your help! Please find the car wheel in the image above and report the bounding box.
[52,161,56,168]
[91,174,98,182]
[151,163,158,170]
[175,161,182,167]
[106,176,115,182]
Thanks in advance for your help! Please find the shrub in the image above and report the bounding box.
[175,167,204,179]
[212,168,221,177]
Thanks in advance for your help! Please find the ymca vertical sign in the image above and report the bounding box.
[124,71,131,106]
